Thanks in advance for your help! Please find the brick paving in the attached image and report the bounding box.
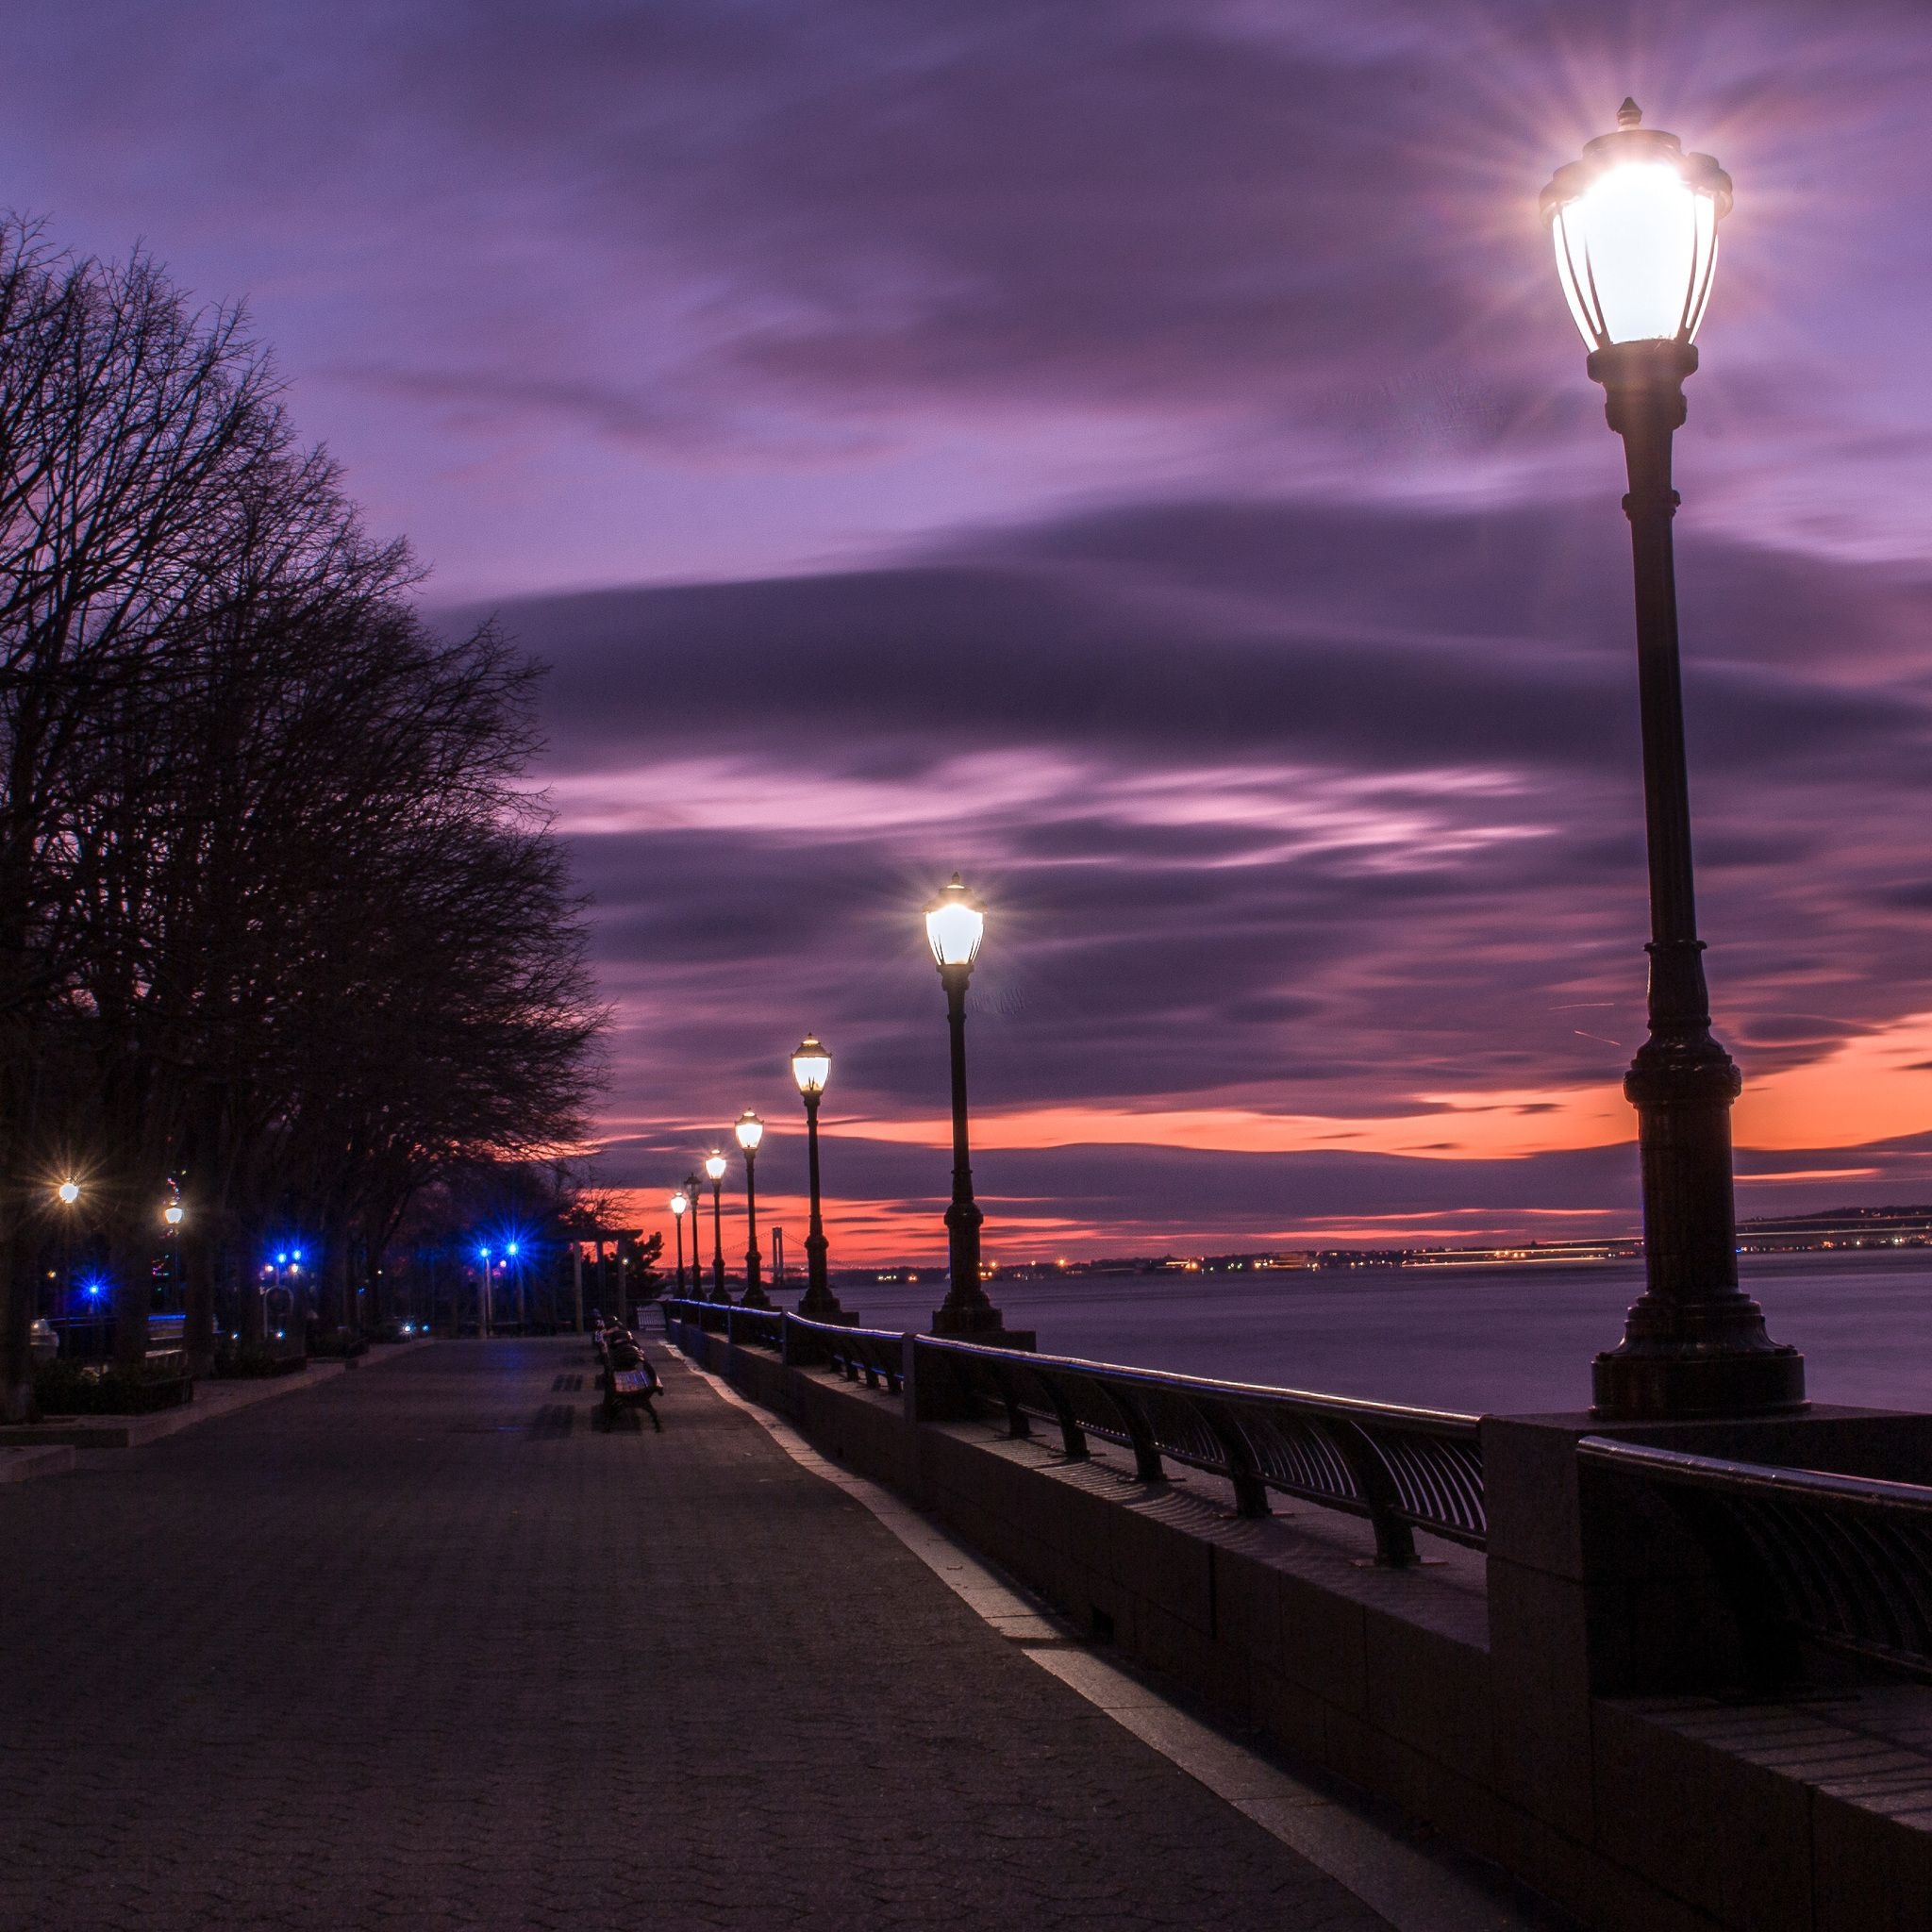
[0,1337,1391,1931]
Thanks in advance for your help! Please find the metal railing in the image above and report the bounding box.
[657,1299,1485,1565]
[1579,1436,1932,1683]
[788,1313,907,1395]
[920,1336,1482,1565]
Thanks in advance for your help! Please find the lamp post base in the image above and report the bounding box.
[1592,1334,1807,1421]
[931,1302,1036,1351]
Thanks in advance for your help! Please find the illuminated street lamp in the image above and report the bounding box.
[670,1191,691,1295]
[1541,102,1803,1418]
[791,1033,849,1320]
[478,1244,494,1338]
[924,874,1007,1336]
[705,1151,728,1300]
[734,1109,770,1307]
[56,1179,79,1207]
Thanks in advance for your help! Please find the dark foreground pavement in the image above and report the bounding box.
[0,1337,1391,1932]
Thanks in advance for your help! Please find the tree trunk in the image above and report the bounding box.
[111,1229,154,1371]
[183,1234,216,1377]
[0,1223,35,1423]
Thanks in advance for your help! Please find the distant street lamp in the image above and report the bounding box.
[924,875,1007,1337]
[705,1151,728,1300]
[56,1178,79,1207]
[670,1191,691,1295]
[791,1032,848,1320]
[1541,101,1803,1418]
[734,1109,769,1307]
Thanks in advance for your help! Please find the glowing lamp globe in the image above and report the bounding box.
[705,1151,728,1183]
[1540,100,1729,351]
[163,1203,184,1226]
[56,1179,79,1206]
[671,1191,690,1217]
[791,1033,831,1096]
[925,874,985,971]
[734,1109,765,1155]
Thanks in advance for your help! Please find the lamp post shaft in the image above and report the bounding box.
[936,965,992,1328]
[674,1215,685,1296]
[798,1091,842,1317]
[710,1179,725,1300]
[1589,341,1804,1419]
[741,1153,769,1307]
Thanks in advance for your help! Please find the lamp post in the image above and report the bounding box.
[705,1152,727,1300]
[734,1109,769,1307]
[478,1245,494,1338]
[790,1032,849,1320]
[671,1191,691,1296]
[54,1180,79,1333]
[162,1190,184,1311]
[1541,101,1803,1420]
[924,874,1006,1337]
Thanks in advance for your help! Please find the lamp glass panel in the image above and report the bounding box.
[792,1050,830,1094]
[671,1193,689,1215]
[1552,159,1713,347]
[705,1154,727,1180]
[926,899,985,967]
[735,1115,765,1153]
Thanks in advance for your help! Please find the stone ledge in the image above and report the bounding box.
[0,1442,75,1482]
[0,1359,349,1448]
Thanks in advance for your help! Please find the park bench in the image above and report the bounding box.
[594,1325,662,1432]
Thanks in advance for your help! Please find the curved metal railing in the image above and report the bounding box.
[1578,1436,1932,1682]
[920,1336,1483,1565]
[788,1313,908,1395]
[657,1299,1486,1565]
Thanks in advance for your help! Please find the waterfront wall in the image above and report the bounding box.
[665,1313,1932,1932]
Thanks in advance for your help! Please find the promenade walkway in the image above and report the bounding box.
[0,1337,1469,1932]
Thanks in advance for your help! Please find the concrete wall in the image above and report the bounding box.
[665,1315,1932,1932]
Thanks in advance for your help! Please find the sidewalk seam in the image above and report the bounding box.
[661,1342,1560,1932]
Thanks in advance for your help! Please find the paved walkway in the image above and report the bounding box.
[0,1337,1393,1932]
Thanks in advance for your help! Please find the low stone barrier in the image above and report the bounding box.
[664,1305,1932,1932]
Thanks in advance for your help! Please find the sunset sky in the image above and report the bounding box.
[14,1,1932,1263]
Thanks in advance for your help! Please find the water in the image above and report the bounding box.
[794,1249,1932,1416]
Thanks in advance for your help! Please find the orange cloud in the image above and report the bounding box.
[823,1009,1932,1166]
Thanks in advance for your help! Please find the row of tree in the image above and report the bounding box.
[0,217,606,1414]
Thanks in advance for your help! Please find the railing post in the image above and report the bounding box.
[1097,1382,1165,1486]
[1200,1402,1271,1519]
[1333,1421,1420,1568]
[986,1359,1032,1441]
[902,1333,923,1425]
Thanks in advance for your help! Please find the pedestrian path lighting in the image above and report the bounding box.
[705,1150,728,1300]
[924,874,1005,1336]
[55,1179,79,1207]
[1541,101,1803,1419]
[670,1191,691,1295]
[791,1033,847,1319]
[734,1109,770,1307]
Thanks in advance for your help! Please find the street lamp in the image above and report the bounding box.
[734,1109,769,1307]
[478,1244,494,1338]
[56,1179,79,1207]
[924,874,1007,1337]
[704,1151,728,1300]
[670,1191,691,1296]
[791,1032,849,1320]
[1541,101,1803,1419]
